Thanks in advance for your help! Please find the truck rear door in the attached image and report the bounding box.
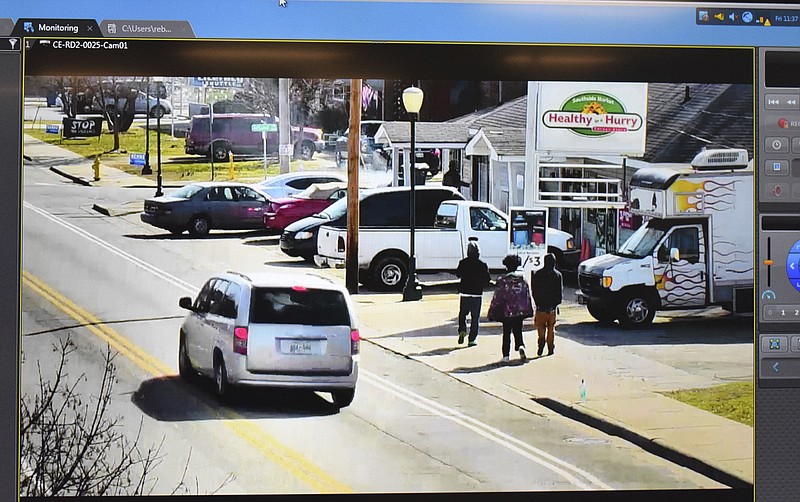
[317,224,346,261]
[245,287,354,375]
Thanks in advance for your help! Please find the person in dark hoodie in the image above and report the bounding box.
[531,253,564,356]
[455,241,492,346]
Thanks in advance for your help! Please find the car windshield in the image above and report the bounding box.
[319,196,347,220]
[616,223,666,258]
[250,287,350,325]
[170,185,203,199]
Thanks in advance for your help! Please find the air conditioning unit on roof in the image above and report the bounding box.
[690,148,749,170]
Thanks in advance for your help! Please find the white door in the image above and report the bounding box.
[462,206,509,270]
[652,224,707,308]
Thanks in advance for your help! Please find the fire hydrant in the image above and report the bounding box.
[92,156,101,181]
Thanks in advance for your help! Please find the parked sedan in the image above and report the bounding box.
[264,182,347,233]
[253,171,346,200]
[140,182,272,236]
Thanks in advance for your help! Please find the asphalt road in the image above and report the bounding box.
[20,157,736,495]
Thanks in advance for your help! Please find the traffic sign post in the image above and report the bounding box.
[251,123,277,178]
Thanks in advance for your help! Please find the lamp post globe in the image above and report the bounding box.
[402,86,423,302]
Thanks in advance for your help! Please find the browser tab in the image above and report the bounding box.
[11,19,101,37]
[99,20,195,38]
[0,19,14,36]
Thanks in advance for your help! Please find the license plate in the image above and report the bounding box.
[281,339,322,355]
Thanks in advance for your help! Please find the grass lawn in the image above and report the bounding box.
[661,381,753,427]
[24,124,329,183]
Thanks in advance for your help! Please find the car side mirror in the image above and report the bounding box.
[670,247,680,262]
[179,297,194,310]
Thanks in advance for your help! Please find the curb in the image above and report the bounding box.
[91,204,111,216]
[50,166,91,187]
[533,397,753,489]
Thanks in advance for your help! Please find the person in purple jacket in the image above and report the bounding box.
[487,254,534,363]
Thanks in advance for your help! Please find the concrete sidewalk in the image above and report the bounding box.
[27,134,754,487]
[24,134,160,190]
[353,292,753,487]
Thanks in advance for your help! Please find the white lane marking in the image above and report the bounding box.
[24,201,198,295]
[361,371,611,490]
[24,201,611,490]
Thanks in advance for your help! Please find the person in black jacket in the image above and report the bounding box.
[531,253,563,356]
[442,161,466,189]
[455,241,492,346]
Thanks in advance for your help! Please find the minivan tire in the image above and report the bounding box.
[331,388,355,408]
[188,216,210,237]
[214,358,230,402]
[372,255,408,291]
[178,335,196,381]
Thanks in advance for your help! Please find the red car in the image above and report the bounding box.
[264,182,348,232]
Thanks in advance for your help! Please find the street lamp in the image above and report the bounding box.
[402,86,423,302]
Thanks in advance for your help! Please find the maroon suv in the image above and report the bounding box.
[185,113,325,162]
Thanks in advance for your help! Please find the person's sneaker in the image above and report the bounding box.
[519,346,527,361]
[547,347,555,356]
[458,331,466,344]
[501,356,510,363]
[468,340,478,347]
[537,345,544,357]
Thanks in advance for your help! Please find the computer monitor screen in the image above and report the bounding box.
[3,1,800,502]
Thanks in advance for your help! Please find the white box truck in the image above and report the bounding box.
[575,149,754,328]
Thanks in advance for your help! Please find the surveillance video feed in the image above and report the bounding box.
[19,39,754,498]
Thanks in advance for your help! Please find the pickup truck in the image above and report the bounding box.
[315,200,579,290]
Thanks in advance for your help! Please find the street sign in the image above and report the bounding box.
[251,123,277,133]
[279,144,293,156]
[190,77,245,88]
[129,153,146,166]
[45,124,59,134]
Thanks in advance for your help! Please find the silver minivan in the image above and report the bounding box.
[178,271,360,407]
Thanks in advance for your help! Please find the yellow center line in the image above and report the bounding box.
[21,270,352,494]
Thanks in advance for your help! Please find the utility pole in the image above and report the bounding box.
[346,79,362,294]
[278,78,291,174]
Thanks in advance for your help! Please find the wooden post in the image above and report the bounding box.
[346,79,362,295]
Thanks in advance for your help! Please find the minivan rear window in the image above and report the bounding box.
[250,287,350,325]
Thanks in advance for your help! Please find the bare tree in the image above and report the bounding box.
[20,337,234,496]
[234,78,280,115]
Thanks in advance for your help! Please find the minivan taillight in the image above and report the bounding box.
[234,326,248,355]
[350,329,360,355]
